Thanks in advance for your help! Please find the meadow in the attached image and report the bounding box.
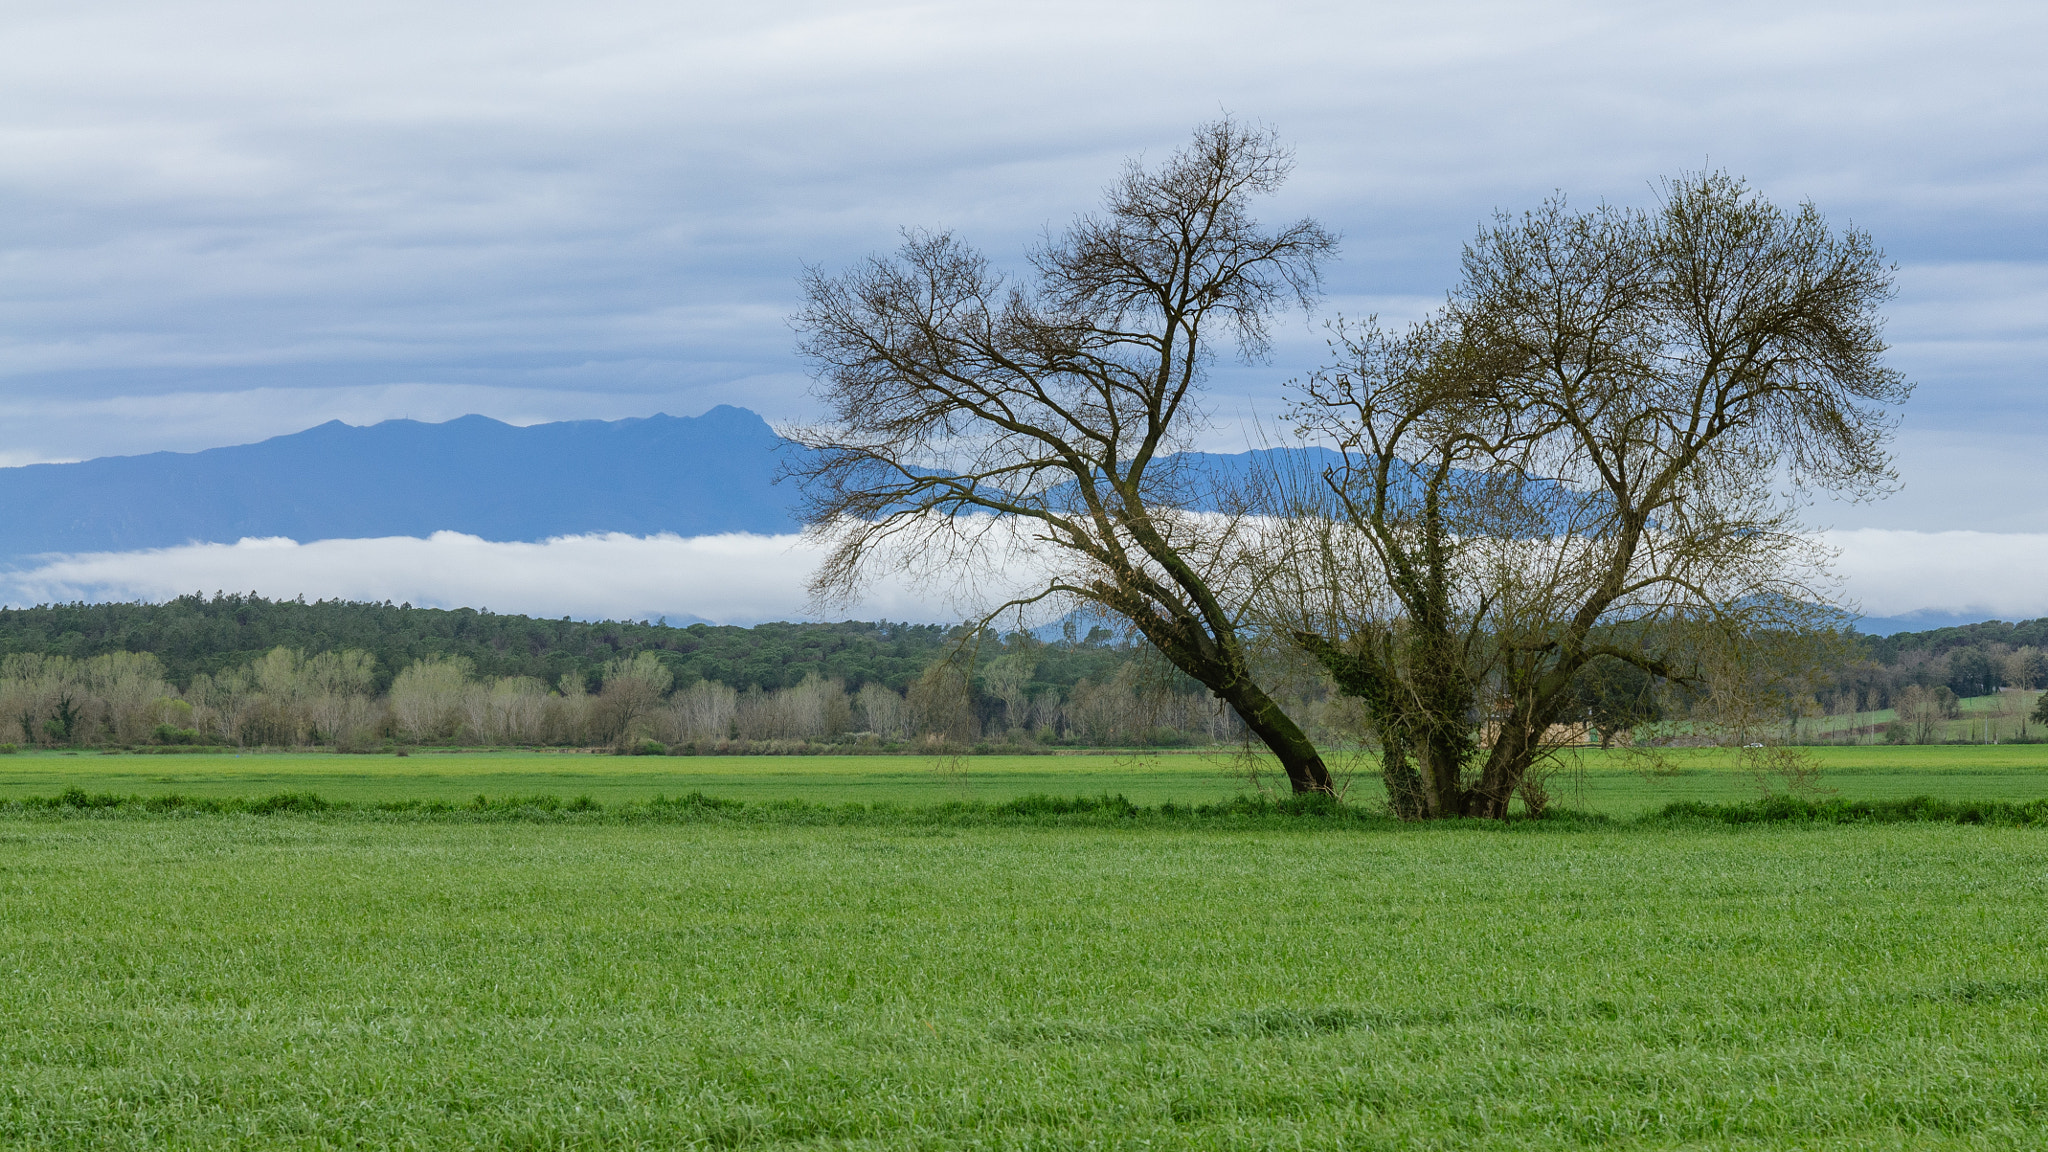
[4,749,2046,1148]
[1,814,2044,1149]
[3,743,2048,816]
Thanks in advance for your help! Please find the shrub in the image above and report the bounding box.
[1651,795,2048,827]
[992,793,1140,818]
[245,792,330,814]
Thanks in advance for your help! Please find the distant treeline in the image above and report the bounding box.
[0,647,1251,753]
[0,594,1137,697]
[2,596,2043,752]
[0,596,1267,751]
[1832,619,2048,712]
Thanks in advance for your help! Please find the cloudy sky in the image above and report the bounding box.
[1,0,2043,621]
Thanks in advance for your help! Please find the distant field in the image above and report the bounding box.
[1794,688,2044,744]
[2,817,2042,1147]
[5,743,2048,816]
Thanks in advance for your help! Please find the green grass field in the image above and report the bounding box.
[2,815,2043,1148]
[4,750,2046,1147]
[5,743,2048,816]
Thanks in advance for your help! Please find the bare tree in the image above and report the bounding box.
[790,119,1341,792]
[2004,647,2047,692]
[1271,173,1908,818]
[907,661,976,746]
[592,652,673,746]
[664,680,739,745]
[981,654,1037,733]
[389,655,474,743]
[853,682,908,742]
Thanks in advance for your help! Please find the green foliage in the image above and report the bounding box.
[151,723,203,745]
[19,782,2047,829]
[0,594,1150,697]
[1858,616,2048,664]
[11,787,1380,825]
[1564,655,1665,744]
[42,693,80,744]
[1652,794,2048,826]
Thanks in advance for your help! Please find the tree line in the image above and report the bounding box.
[1,611,2036,752]
[0,631,1299,752]
[0,595,1135,696]
[1835,619,2048,707]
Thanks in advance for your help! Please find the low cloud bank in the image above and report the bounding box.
[1823,529,2048,621]
[0,532,963,625]
[1,528,2045,627]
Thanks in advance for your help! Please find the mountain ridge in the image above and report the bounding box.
[0,405,803,558]
[0,411,2008,634]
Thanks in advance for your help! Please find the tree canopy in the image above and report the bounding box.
[791,119,1341,792]
[1265,173,1908,817]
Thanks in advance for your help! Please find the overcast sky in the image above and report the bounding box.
[1,0,2043,620]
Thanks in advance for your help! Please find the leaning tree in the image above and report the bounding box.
[1270,173,1909,818]
[789,120,1341,792]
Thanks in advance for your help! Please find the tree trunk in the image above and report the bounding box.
[1380,742,1427,819]
[1131,616,1335,794]
[1416,723,1471,818]
[1221,682,1335,794]
[1471,720,1536,819]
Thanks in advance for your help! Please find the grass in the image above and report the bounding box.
[1,814,2043,1148]
[1789,688,2044,744]
[3,743,2048,817]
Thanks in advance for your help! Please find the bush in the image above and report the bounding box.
[0,743,15,755]
[992,793,1140,818]
[152,724,203,745]
[333,730,379,754]
[1651,795,2048,827]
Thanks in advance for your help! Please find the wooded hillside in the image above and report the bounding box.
[0,595,1147,698]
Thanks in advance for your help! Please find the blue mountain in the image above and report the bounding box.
[0,410,2001,633]
[0,409,1582,562]
[0,405,804,559]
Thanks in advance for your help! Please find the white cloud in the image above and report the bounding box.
[0,532,973,625]
[1822,529,2048,619]
[0,0,2040,486]
[5,525,2046,628]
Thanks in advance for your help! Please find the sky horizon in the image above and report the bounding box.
[2,0,2042,623]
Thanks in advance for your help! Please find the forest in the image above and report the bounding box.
[0,595,1252,752]
[0,594,985,692]
[0,595,2042,752]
